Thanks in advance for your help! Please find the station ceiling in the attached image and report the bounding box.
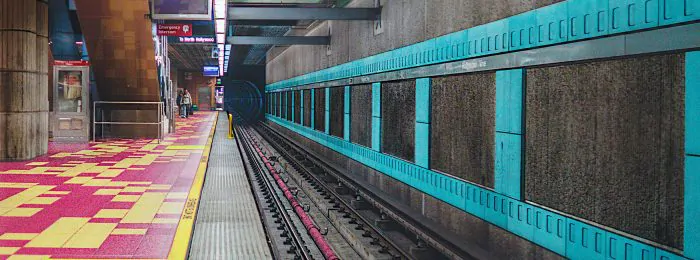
[168,0,348,72]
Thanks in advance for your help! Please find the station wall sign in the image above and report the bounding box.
[157,24,193,36]
[54,60,90,66]
[170,36,216,44]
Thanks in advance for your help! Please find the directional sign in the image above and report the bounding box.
[157,24,193,36]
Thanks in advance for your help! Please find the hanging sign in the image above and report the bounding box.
[157,24,193,36]
[171,36,216,43]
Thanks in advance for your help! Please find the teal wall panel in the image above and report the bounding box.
[660,0,699,25]
[495,69,524,134]
[685,156,699,260]
[685,50,700,259]
[494,133,522,199]
[415,78,431,168]
[415,78,431,124]
[325,88,330,134]
[415,123,430,168]
[372,83,382,151]
[687,51,700,155]
[495,69,524,200]
[264,115,688,260]
[344,86,351,141]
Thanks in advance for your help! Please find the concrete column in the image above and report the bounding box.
[324,88,330,134]
[0,0,49,160]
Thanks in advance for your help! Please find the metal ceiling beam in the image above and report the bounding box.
[228,36,330,45]
[228,7,380,20]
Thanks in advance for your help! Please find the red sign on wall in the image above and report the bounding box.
[157,24,193,36]
[54,60,90,66]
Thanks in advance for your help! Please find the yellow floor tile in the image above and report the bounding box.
[83,178,113,187]
[63,223,117,248]
[166,145,205,150]
[84,166,110,173]
[7,255,51,260]
[111,228,147,235]
[112,195,140,202]
[157,202,184,215]
[121,186,147,193]
[24,217,89,248]
[113,158,139,168]
[44,191,70,195]
[0,185,55,215]
[165,192,188,199]
[64,176,93,184]
[57,163,98,177]
[0,183,37,189]
[147,184,171,190]
[94,209,129,218]
[121,193,167,224]
[25,197,60,205]
[94,189,121,195]
[152,218,179,224]
[26,162,48,166]
[0,233,38,240]
[96,169,124,178]
[2,208,42,217]
[0,247,20,254]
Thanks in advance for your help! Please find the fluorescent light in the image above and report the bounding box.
[215,20,226,33]
[217,34,225,44]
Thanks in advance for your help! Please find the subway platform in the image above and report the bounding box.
[0,111,266,259]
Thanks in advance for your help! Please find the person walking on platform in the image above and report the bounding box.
[182,89,192,118]
[177,90,184,118]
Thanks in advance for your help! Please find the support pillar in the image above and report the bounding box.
[324,88,330,134]
[310,89,315,129]
[0,0,49,160]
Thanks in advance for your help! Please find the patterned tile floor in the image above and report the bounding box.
[0,112,217,260]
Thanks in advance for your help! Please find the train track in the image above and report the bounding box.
[234,117,321,260]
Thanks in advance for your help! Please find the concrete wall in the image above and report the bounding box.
[266,0,565,84]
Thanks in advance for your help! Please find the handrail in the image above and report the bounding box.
[93,101,164,141]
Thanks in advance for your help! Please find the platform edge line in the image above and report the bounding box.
[167,112,218,260]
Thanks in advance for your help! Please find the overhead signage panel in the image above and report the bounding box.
[152,0,212,20]
[169,36,216,44]
[157,24,193,36]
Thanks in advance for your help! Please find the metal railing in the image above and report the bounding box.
[92,101,164,141]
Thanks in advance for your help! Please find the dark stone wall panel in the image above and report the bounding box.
[351,84,372,147]
[294,90,301,124]
[431,73,496,188]
[314,88,326,132]
[303,89,311,127]
[525,54,685,249]
[329,87,344,138]
[281,92,288,120]
[382,81,416,162]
